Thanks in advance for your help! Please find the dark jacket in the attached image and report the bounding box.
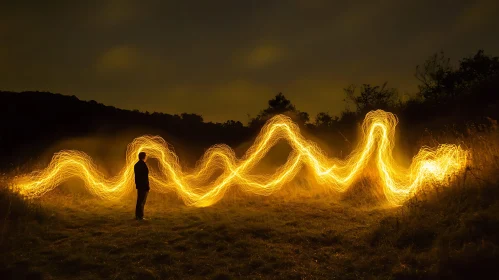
[134,160,150,190]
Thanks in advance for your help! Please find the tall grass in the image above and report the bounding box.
[0,168,47,252]
[368,121,499,279]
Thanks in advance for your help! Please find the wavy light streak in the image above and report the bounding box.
[10,110,468,206]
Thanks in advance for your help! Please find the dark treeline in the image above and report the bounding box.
[1,50,498,170]
[0,92,250,170]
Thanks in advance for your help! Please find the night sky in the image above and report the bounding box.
[1,0,498,122]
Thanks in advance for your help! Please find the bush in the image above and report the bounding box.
[0,184,45,222]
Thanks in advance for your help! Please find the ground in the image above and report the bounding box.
[1,167,499,280]
[1,189,396,280]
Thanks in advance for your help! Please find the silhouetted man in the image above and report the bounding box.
[134,152,149,220]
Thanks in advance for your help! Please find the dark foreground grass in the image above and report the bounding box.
[0,189,391,280]
[1,176,498,280]
[369,178,499,279]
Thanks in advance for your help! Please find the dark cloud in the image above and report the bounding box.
[1,0,498,122]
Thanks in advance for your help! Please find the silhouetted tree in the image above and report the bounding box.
[415,51,453,103]
[222,120,244,129]
[455,50,499,93]
[415,50,499,104]
[298,111,310,124]
[266,92,295,114]
[344,82,399,114]
[180,113,203,123]
[315,112,337,128]
[249,92,309,128]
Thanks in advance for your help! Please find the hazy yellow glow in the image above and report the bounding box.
[10,110,468,207]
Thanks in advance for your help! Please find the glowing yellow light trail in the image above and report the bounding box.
[10,110,468,206]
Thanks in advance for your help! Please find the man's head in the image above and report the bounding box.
[138,152,147,162]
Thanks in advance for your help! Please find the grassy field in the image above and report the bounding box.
[1,188,391,279]
[1,176,499,280]
[1,128,498,279]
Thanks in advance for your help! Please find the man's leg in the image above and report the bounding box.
[136,190,145,219]
[140,191,149,218]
